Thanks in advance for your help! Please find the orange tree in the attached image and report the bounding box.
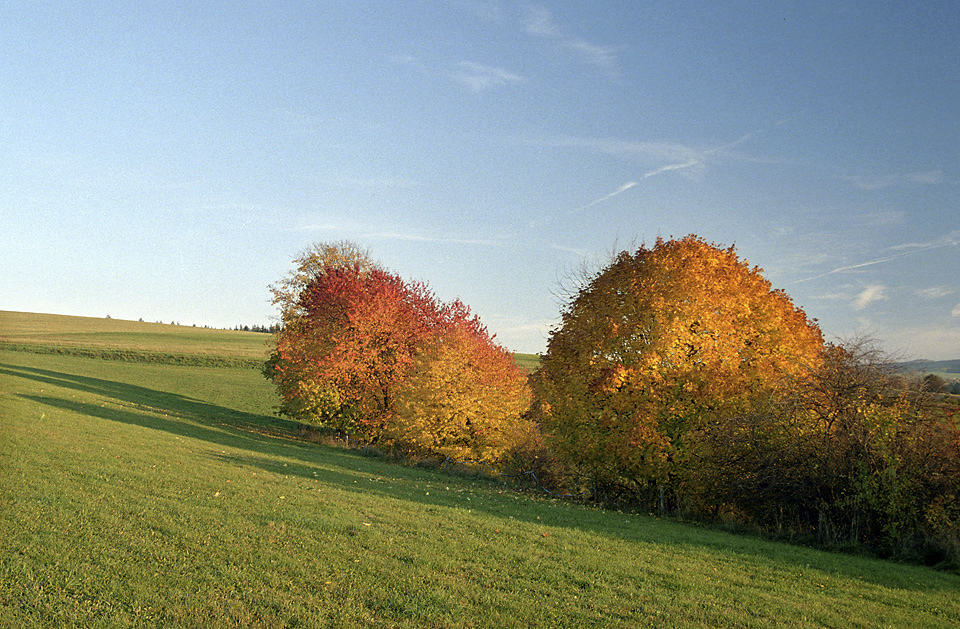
[388,325,532,464]
[265,245,530,454]
[530,235,824,509]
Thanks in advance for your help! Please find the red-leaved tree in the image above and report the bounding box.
[265,257,497,442]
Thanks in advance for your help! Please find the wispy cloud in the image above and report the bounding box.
[953,303,960,318]
[527,181,640,229]
[521,5,621,77]
[844,169,943,191]
[565,39,620,76]
[325,175,421,189]
[796,231,960,283]
[853,209,906,226]
[812,290,854,301]
[522,5,562,37]
[390,55,525,92]
[283,219,503,248]
[450,61,526,92]
[916,286,955,299]
[642,159,700,178]
[890,230,960,251]
[388,54,428,71]
[854,285,888,310]
[537,135,702,166]
[569,181,637,214]
[535,131,761,179]
[549,243,591,257]
[796,250,925,282]
[363,231,504,247]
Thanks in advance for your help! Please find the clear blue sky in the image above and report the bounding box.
[3,1,958,359]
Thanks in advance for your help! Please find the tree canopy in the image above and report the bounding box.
[531,235,825,502]
[390,326,533,464]
[269,240,379,327]
[264,242,531,453]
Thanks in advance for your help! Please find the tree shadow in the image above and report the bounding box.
[205,451,960,595]
[1,363,297,450]
[5,362,959,595]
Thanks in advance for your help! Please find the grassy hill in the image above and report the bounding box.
[0,311,540,371]
[898,358,960,384]
[2,312,959,627]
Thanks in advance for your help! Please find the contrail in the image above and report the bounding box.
[569,181,637,214]
[642,159,700,178]
[795,237,958,283]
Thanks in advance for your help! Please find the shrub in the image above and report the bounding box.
[691,340,960,566]
[531,235,824,510]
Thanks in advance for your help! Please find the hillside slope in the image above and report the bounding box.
[2,312,959,627]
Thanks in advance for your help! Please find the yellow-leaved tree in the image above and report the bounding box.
[531,235,824,509]
[389,326,532,464]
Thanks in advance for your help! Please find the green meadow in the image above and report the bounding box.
[1,311,958,627]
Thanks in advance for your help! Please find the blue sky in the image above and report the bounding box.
[3,1,958,359]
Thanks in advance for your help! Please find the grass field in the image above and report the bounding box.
[0,311,541,371]
[2,312,959,627]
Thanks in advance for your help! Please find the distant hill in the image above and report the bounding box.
[897,359,960,376]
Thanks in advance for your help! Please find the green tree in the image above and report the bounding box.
[922,373,946,393]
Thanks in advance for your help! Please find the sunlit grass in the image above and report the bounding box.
[3,350,959,627]
[1,312,959,627]
[511,352,542,373]
[0,310,271,360]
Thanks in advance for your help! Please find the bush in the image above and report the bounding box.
[500,414,580,497]
[531,235,824,510]
[690,340,960,566]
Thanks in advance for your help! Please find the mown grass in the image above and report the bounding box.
[0,311,271,361]
[512,352,541,373]
[0,311,538,370]
[2,313,959,627]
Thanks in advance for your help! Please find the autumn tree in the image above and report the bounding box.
[388,326,532,464]
[269,240,379,327]
[531,235,825,509]
[264,245,530,453]
[691,338,960,563]
[266,263,459,437]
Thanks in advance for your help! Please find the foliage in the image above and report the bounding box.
[388,326,532,464]
[692,339,960,565]
[922,373,947,393]
[264,242,527,451]
[268,240,379,327]
[266,263,456,437]
[532,235,825,508]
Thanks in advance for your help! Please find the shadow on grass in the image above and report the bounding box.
[206,452,960,594]
[5,362,959,594]
[1,363,297,448]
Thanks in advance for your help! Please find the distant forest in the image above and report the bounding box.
[897,359,960,395]
[131,317,279,333]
